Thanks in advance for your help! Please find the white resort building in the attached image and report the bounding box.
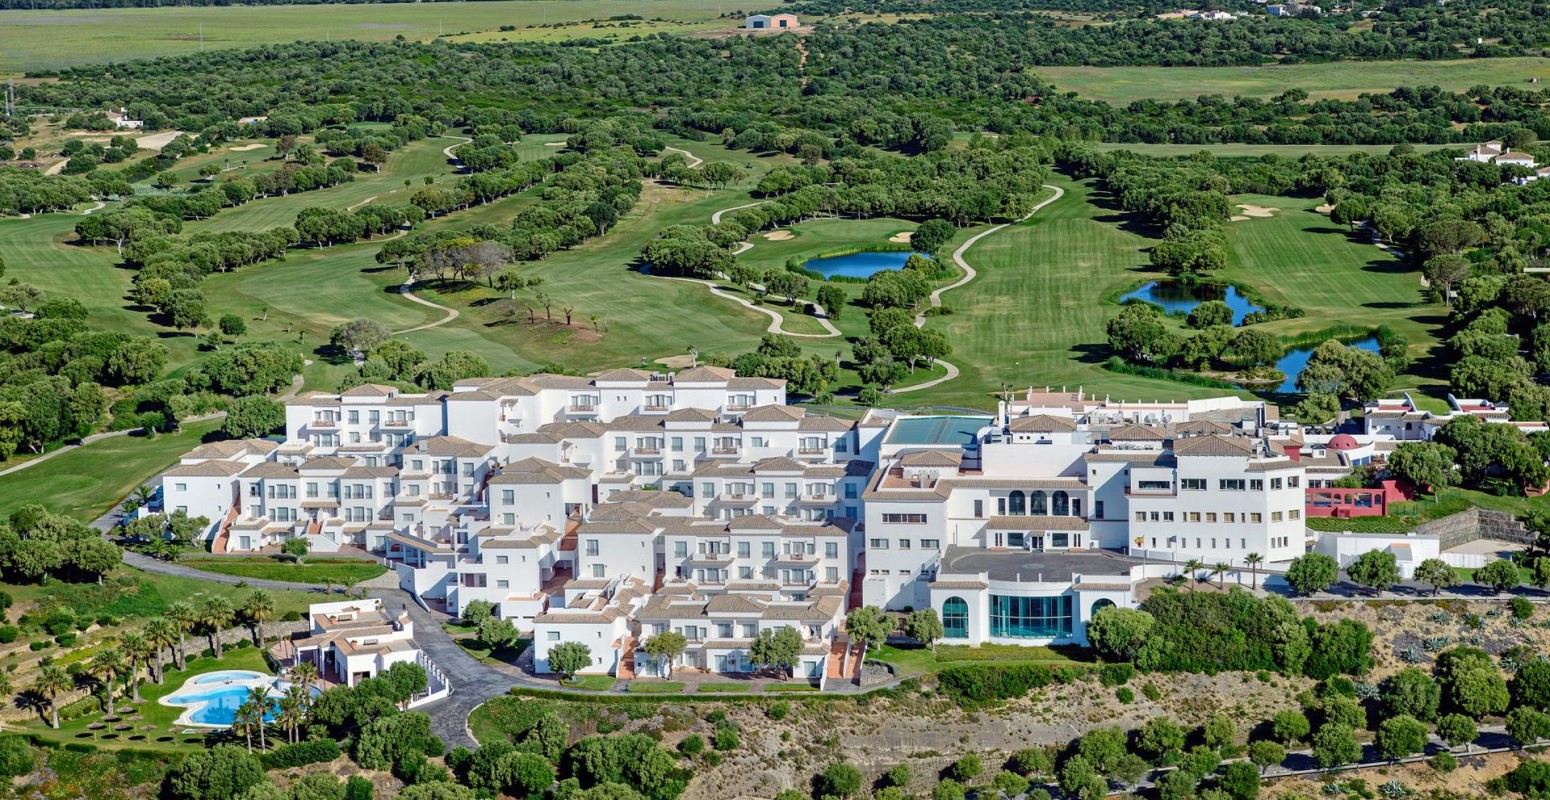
[155,376,1505,676]
[270,598,450,706]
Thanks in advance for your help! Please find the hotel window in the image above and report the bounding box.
[750,437,766,448]
[1224,512,1236,523]
[1220,479,1246,491]
[825,542,838,558]
[1251,513,1263,523]
[717,623,734,638]
[1205,513,1217,522]
[762,541,776,557]
[942,597,969,639]
[1289,509,1301,520]
[591,564,605,578]
[496,580,509,589]
[701,482,714,498]
[1241,539,1247,549]
[1095,500,1104,519]
[1162,512,1174,521]
[1149,512,1160,521]
[738,541,751,558]
[175,483,187,492]
[547,631,560,641]
[1135,512,1146,522]
[675,541,688,558]
[836,438,848,453]
[786,483,798,498]
[997,498,1007,515]
[1289,476,1301,488]
[882,513,927,524]
[742,623,758,638]
[1250,479,1264,490]
[614,436,626,451]
[1272,511,1284,521]
[761,482,774,498]
[1188,512,1201,522]
[502,513,515,525]
[739,567,754,579]
[844,484,858,499]
[869,538,890,550]
[921,538,940,549]
[898,539,911,550]
[1270,478,1284,490]
[671,437,683,451]
[585,539,600,556]
[501,490,514,504]
[348,410,359,424]
[826,567,838,581]
[1181,479,1206,491]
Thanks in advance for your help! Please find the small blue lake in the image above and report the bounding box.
[803,250,917,279]
[1119,281,1265,326]
[1273,337,1380,393]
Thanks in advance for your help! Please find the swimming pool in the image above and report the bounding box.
[162,670,311,728]
[884,416,992,446]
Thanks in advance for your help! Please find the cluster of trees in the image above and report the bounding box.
[333,334,491,392]
[702,334,841,399]
[852,305,952,400]
[1106,302,1287,376]
[0,505,121,585]
[0,166,128,215]
[1380,415,1550,497]
[1087,587,1372,677]
[404,159,553,219]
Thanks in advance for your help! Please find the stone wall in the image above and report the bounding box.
[1414,508,1534,550]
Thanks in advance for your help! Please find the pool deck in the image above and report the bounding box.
[160,670,281,729]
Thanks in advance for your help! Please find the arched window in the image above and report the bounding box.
[1030,490,1048,515]
[943,597,969,639]
[1091,598,1116,618]
[1052,491,1070,516]
[1008,491,1026,515]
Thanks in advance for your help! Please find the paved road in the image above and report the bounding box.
[894,183,1065,394]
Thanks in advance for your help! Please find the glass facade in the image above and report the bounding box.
[943,597,969,639]
[989,594,1072,639]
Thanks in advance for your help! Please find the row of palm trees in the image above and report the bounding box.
[20,589,281,730]
[1179,553,1265,591]
[233,663,318,752]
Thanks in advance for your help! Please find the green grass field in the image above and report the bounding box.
[1215,194,1448,393]
[0,420,222,521]
[913,178,1245,407]
[0,0,737,74]
[1038,57,1550,103]
[1091,143,1454,158]
[175,556,386,585]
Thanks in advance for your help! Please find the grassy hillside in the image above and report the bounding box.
[1038,57,1550,103]
[0,0,735,74]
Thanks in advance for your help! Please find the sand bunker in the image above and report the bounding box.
[136,130,184,151]
[544,141,566,147]
[763,230,794,241]
[1315,203,1335,214]
[1235,204,1277,218]
[655,355,697,369]
[889,231,914,243]
[228,143,265,152]
[1230,215,1250,222]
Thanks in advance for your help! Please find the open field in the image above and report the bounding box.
[0,0,736,74]
[1092,142,1454,158]
[1215,193,1448,392]
[1038,57,1550,103]
[0,420,222,521]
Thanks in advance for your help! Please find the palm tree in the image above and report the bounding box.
[166,601,197,671]
[277,685,309,744]
[246,686,271,750]
[120,630,151,702]
[31,665,72,729]
[291,661,319,693]
[1213,562,1231,590]
[241,589,275,646]
[1182,559,1205,590]
[144,618,177,684]
[89,648,126,713]
[199,596,234,659]
[233,697,261,752]
[1244,553,1264,591]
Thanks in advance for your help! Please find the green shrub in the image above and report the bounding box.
[1116,686,1135,704]
[1511,597,1535,620]
[936,663,1052,707]
[766,701,789,721]
[27,641,48,652]
[678,734,704,757]
[58,696,100,723]
[713,726,739,751]
[54,633,76,648]
[344,776,374,800]
[1142,682,1162,701]
[0,626,19,644]
[1100,663,1134,686]
[1430,753,1458,773]
[260,738,341,769]
[0,736,34,778]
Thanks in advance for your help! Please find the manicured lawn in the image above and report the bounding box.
[176,556,386,585]
[915,178,1247,408]
[0,420,223,521]
[560,675,618,691]
[0,0,735,73]
[23,646,272,753]
[456,637,529,669]
[873,642,1087,678]
[1038,57,1549,103]
[4,567,316,635]
[1215,193,1448,395]
[626,681,687,693]
[762,683,819,692]
[696,682,754,693]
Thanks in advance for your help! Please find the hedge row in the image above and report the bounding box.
[261,738,342,769]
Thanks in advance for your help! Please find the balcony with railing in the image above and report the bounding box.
[711,446,739,455]
[311,418,339,428]
[379,417,415,428]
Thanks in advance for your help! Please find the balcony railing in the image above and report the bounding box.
[633,447,662,455]
[712,447,739,455]
[380,418,414,428]
[797,447,826,455]
[568,404,599,413]
[1125,486,1176,496]
[643,404,670,412]
[311,419,339,428]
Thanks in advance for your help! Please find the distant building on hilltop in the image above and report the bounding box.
[746,13,799,29]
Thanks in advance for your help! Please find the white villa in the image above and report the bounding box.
[154,374,1531,675]
[271,598,449,705]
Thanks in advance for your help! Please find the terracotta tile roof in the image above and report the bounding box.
[673,366,736,383]
[239,462,300,479]
[739,405,804,423]
[899,450,963,467]
[404,435,492,457]
[1008,414,1078,432]
[165,460,247,478]
[1171,434,1255,457]
[1106,424,1166,441]
[298,456,357,471]
[340,383,396,398]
